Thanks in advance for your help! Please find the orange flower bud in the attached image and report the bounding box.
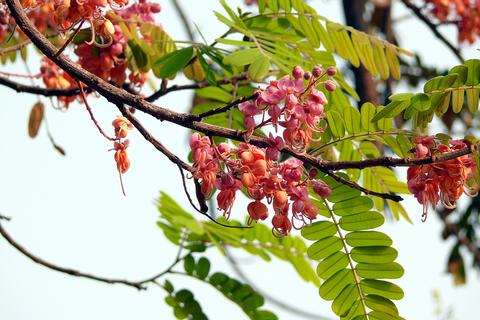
[240,151,255,164]
[252,159,267,176]
[241,172,255,188]
[273,190,288,209]
[247,201,269,221]
[114,149,130,174]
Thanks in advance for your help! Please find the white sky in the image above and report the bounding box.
[0,1,479,320]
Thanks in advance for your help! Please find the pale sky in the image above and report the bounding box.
[0,1,479,320]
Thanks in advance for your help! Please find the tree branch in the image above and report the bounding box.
[399,0,464,62]
[0,219,146,290]
[170,0,194,42]
[4,0,440,201]
[146,73,248,102]
[0,217,191,289]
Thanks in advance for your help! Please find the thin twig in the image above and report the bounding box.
[53,20,85,58]
[399,0,463,62]
[77,82,116,141]
[0,219,146,290]
[170,0,194,41]
[327,170,403,202]
[146,73,248,102]
[197,93,256,119]
[6,0,474,201]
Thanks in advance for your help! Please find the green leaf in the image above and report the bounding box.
[316,252,349,280]
[307,236,343,260]
[452,89,465,113]
[223,48,262,66]
[365,295,399,317]
[361,279,404,300]
[466,88,479,112]
[298,14,320,47]
[339,211,385,231]
[356,262,404,279]
[301,221,337,240]
[351,246,398,264]
[164,280,175,293]
[184,255,195,275]
[361,103,376,132]
[248,56,270,80]
[154,47,194,78]
[332,284,359,317]
[128,40,149,71]
[196,257,211,279]
[326,110,345,138]
[332,197,374,216]
[411,93,430,111]
[343,107,362,134]
[328,185,361,203]
[368,310,400,320]
[319,268,354,300]
[465,59,480,86]
[345,231,393,247]
[312,19,334,52]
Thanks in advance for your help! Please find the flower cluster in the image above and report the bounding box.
[407,137,477,221]
[423,0,480,43]
[40,57,78,107]
[239,65,336,152]
[111,115,133,175]
[117,0,160,23]
[20,0,128,40]
[189,132,332,237]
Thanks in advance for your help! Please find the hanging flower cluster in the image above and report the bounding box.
[19,0,128,41]
[190,133,331,237]
[239,65,336,151]
[423,0,480,43]
[407,137,478,221]
[189,66,336,236]
[29,1,160,106]
[112,115,133,175]
[40,57,78,106]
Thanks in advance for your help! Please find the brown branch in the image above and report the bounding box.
[146,73,248,102]
[3,0,414,201]
[0,216,193,289]
[170,0,194,41]
[53,19,84,58]
[0,75,82,96]
[399,0,463,62]
[0,219,146,290]
[117,104,191,171]
[197,93,255,118]
[327,170,402,202]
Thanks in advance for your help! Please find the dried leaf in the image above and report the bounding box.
[53,144,66,156]
[28,102,44,138]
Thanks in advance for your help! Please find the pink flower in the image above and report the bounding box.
[248,201,269,221]
[272,214,292,236]
[312,180,332,198]
[279,158,303,183]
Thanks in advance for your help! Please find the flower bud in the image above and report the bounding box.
[327,66,337,76]
[241,172,255,188]
[325,80,336,92]
[240,150,255,164]
[308,168,318,179]
[303,71,312,80]
[273,190,288,209]
[252,159,267,176]
[292,66,304,80]
[312,66,323,78]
